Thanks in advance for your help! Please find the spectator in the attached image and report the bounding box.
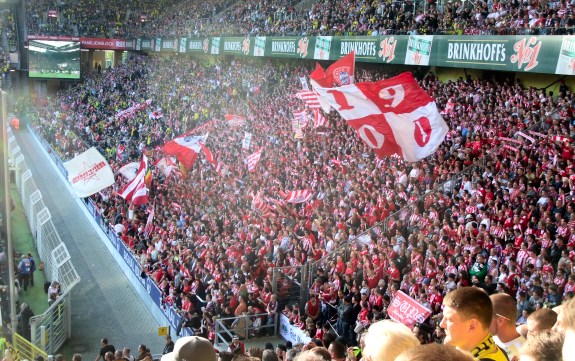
[96,338,115,361]
[396,344,474,361]
[440,287,507,360]
[489,293,525,359]
[519,330,564,361]
[361,320,419,361]
[161,336,216,361]
[526,309,558,338]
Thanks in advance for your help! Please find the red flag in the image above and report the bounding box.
[116,143,125,162]
[252,191,271,219]
[199,142,216,164]
[118,154,149,205]
[163,133,208,170]
[311,72,448,162]
[311,51,355,88]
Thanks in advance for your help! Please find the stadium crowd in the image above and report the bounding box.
[23,0,575,38]
[22,49,575,357]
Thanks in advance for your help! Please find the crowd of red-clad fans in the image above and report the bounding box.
[22,53,575,346]
[23,0,575,38]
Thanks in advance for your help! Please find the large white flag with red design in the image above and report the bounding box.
[311,72,448,162]
[163,133,208,170]
[154,156,177,177]
[117,154,149,205]
[64,147,115,198]
[284,189,314,203]
[246,149,263,172]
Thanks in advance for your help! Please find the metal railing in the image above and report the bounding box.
[6,333,48,361]
[214,312,278,350]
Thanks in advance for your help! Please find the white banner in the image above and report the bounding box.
[64,147,115,198]
[279,314,311,345]
[299,76,310,90]
[242,132,252,150]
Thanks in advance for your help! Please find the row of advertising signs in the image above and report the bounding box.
[28,34,575,75]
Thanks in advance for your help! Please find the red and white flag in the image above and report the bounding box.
[296,90,321,109]
[311,72,448,162]
[116,143,125,162]
[284,189,313,203]
[199,142,215,164]
[117,154,150,205]
[154,156,176,177]
[387,291,432,328]
[252,191,271,218]
[293,110,308,129]
[144,202,155,237]
[163,133,208,170]
[247,149,263,172]
[64,147,115,198]
[225,114,246,127]
[119,161,140,181]
[311,51,355,87]
[313,109,329,128]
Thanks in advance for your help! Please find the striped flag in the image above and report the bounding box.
[296,90,321,109]
[313,109,329,128]
[284,189,314,203]
[144,202,155,237]
[247,149,263,172]
[252,190,271,218]
[117,154,150,205]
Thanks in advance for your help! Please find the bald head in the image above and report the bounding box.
[490,293,517,324]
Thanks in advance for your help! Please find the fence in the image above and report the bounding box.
[7,123,80,355]
[214,312,278,351]
[6,333,48,361]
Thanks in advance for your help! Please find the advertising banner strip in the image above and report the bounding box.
[28,34,571,74]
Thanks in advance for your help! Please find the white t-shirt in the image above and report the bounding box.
[493,334,525,359]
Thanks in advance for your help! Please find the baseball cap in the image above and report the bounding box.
[161,336,216,361]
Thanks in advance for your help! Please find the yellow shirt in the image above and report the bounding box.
[470,334,510,361]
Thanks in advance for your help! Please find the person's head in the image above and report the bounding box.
[72,354,81,361]
[101,338,109,346]
[440,287,493,351]
[395,343,474,361]
[114,351,122,360]
[104,352,113,361]
[561,297,575,360]
[161,336,216,361]
[286,349,299,361]
[527,309,558,338]
[489,293,518,336]
[294,348,330,361]
[362,320,419,361]
[123,348,131,356]
[327,341,346,361]
[520,330,564,361]
[262,350,279,361]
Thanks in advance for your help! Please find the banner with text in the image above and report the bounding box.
[387,291,432,329]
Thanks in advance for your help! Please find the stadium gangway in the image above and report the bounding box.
[214,312,279,351]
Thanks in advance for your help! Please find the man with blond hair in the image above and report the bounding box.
[361,320,419,361]
[440,287,509,360]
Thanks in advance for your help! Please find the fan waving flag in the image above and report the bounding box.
[284,189,314,203]
[247,149,263,172]
[119,161,140,181]
[311,72,448,162]
[118,154,150,205]
[252,191,272,218]
[163,133,208,169]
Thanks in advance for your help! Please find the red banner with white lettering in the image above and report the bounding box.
[387,291,432,329]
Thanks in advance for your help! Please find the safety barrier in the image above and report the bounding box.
[7,124,80,354]
[6,333,48,361]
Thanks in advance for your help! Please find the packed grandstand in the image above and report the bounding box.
[3,0,575,360]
